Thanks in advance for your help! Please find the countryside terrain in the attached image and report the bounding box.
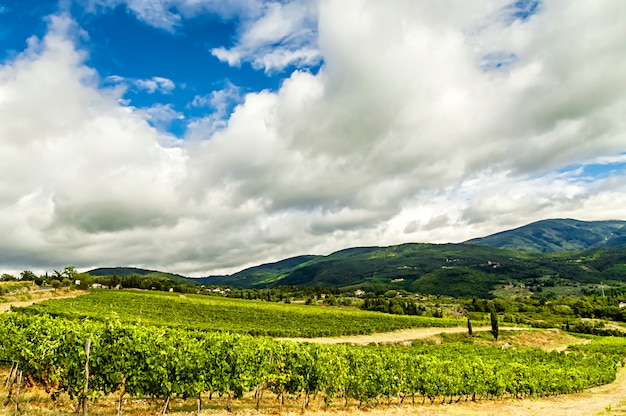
[1,219,626,415]
[82,219,626,299]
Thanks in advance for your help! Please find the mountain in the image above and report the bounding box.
[201,242,626,298]
[91,219,626,298]
[87,267,198,286]
[200,255,321,287]
[465,219,626,252]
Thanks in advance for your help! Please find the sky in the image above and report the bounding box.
[0,0,625,277]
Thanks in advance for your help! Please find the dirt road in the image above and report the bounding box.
[279,325,527,345]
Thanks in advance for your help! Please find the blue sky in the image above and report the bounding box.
[1,0,321,137]
[0,0,625,276]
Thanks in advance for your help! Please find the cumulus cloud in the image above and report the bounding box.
[1,2,626,276]
[190,81,241,112]
[211,0,320,73]
[134,76,175,94]
[105,75,176,94]
[136,103,184,132]
[187,82,243,137]
[0,14,186,269]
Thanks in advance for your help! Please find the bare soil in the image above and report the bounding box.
[0,289,87,312]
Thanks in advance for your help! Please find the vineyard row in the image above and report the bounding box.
[1,314,624,413]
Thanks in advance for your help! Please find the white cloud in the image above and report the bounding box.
[186,82,242,137]
[105,75,176,94]
[81,0,182,31]
[2,2,626,276]
[134,76,175,94]
[211,0,320,73]
[136,103,184,132]
[79,0,266,32]
[0,14,186,270]
[190,81,241,112]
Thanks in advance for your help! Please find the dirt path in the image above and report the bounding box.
[0,290,87,312]
[279,325,527,345]
[606,322,626,333]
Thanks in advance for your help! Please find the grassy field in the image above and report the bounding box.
[16,289,470,337]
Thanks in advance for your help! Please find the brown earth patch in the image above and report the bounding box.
[0,289,88,312]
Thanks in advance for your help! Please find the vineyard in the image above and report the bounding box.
[16,290,469,337]
[1,313,625,415]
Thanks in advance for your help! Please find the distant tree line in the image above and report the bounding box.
[1,266,198,294]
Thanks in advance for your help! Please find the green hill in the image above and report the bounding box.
[87,267,197,286]
[202,242,626,297]
[92,219,626,298]
[204,255,320,287]
[465,218,626,252]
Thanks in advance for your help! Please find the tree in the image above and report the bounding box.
[390,303,404,315]
[63,266,78,280]
[467,317,473,336]
[490,308,499,340]
[20,270,37,281]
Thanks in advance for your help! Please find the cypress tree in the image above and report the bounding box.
[490,308,499,340]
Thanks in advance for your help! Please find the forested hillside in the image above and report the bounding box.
[204,244,626,297]
[465,219,626,252]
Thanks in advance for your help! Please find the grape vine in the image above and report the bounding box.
[0,313,623,413]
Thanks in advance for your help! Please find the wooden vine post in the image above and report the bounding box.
[83,338,92,416]
[13,370,22,416]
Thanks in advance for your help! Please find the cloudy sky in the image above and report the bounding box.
[1,0,625,276]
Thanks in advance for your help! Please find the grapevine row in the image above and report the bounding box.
[0,314,622,412]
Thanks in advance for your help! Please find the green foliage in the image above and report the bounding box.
[1,273,17,281]
[19,270,38,281]
[410,267,494,298]
[87,267,197,286]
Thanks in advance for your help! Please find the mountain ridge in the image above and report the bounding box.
[87,219,626,297]
[198,219,626,296]
[465,218,626,252]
